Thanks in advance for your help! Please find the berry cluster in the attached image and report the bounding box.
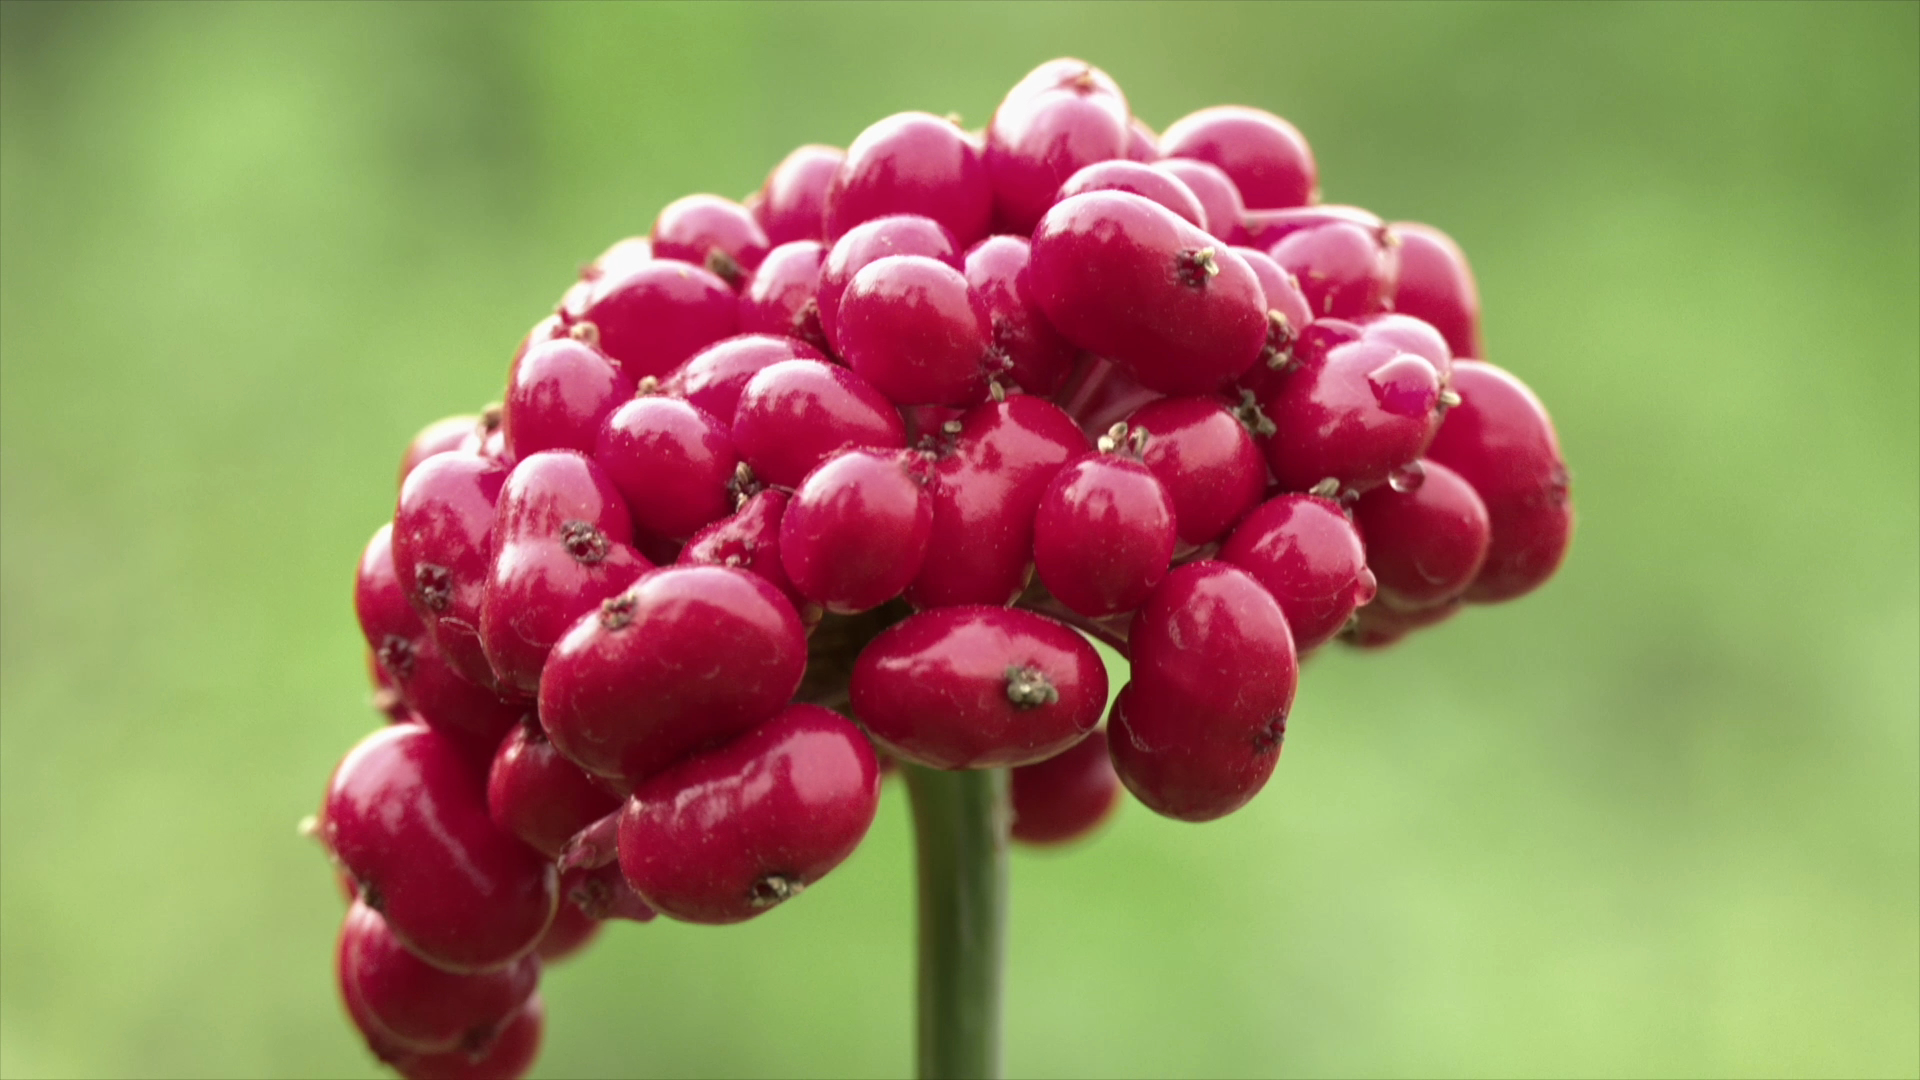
[317,57,1572,1079]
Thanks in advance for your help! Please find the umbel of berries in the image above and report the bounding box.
[315,56,1572,1080]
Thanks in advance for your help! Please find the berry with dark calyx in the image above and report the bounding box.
[479,451,649,695]
[1245,205,1399,319]
[851,606,1106,769]
[816,213,962,355]
[963,235,1078,397]
[730,358,907,488]
[1425,360,1573,603]
[1217,494,1374,652]
[1388,222,1482,360]
[756,144,844,245]
[400,415,480,488]
[393,450,511,692]
[1159,105,1316,210]
[1032,429,1177,618]
[488,720,623,860]
[322,725,558,972]
[1127,396,1267,547]
[1152,158,1245,244]
[651,194,770,286]
[1259,332,1444,495]
[985,58,1131,235]
[679,489,816,619]
[537,565,806,785]
[562,862,658,923]
[907,394,1088,609]
[337,900,539,1055]
[618,704,881,924]
[578,259,738,382]
[737,241,831,352]
[664,333,827,426]
[825,112,992,247]
[1233,246,1314,384]
[388,996,544,1080]
[780,448,933,614]
[1344,595,1463,649]
[836,255,995,406]
[501,337,634,459]
[533,893,603,965]
[1111,561,1298,822]
[1030,191,1267,396]
[1054,159,1206,228]
[1350,459,1489,611]
[1011,729,1120,846]
[1125,116,1159,162]
[595,393,738,540]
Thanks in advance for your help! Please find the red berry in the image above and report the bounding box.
[836,254,995,406]
[1152,158,1245,243]
[322,725,558,972]
[1030,191,1267,396]
[389,996,544,1080]
[1010,729,1120,846]
[986,59,1131,235]
[1159,105,1316,210]
[1388,222,1482,359]
[1055,159,1206,229]
[962,235,1079,397]
[851,606,1106,769]
[583,236,654,285]
[533,896,602,965]
[1424,361,1573,603]
[1217,494,1374,652]
[595,394,739,540]
[1344,596,1463,649]
[487,720,622,860]
[1354,312,1452,383]
[817,214,961,355]
[501,337,634,460]
[578,259,738,382]
[663,332,827,426]
[618,704,881,924]
[755,144,844,245]
[337,900,538,1054]
[730,358,906,488]
[678,489,815,618]
[1125,116,1159,162]
[1032,444,1177,618]
[780,448,933,614]
[737,241,831,352]
[825,112,991,247]
[1259,332,1443,495]
[1127,396,1266,546]
[1112,561,1297,821]
[562,862,658,923]
[1351,459,1490,611]
[480,451,649,695]
[393,451,511,692]
[1233,246,1313,378]
[400,415,479,488]
[1245,206,1399,319]
[538,565,807,785]
[651,194,770,286]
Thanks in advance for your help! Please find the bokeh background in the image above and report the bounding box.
[2,2,1915,1077]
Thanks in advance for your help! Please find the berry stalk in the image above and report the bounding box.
[902,763,1008,1080]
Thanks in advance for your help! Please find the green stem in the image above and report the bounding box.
[902,764,1008,1080]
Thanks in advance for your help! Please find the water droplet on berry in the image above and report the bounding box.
[1387,461,1426,493]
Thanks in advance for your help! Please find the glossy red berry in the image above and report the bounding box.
[737,241,831,352]
[480,451,649,695]
[780,448,933,614]
[1125,116,1159,162]
[1388,222,1482,360]
[1055,159,1205,228]
[678,489,814,617]
[400,415,479,488]
[561,862,658,923]
[1032,444,1177,618]
[825,112,991,247]
[1245,206,1399,319]
[664,333,826,426]
[1152,158,1245,244]
[337,900,539,1054]
[851,606,1106,769]
[1010,729,1120,846]
[533,897,602,965]
[322,724,558,972]
[488,720,623,860]
[1354,312,1452,382]
[1351,459,1489,611]
[730,358,907,488]
[1233,246,1314,379]
[1424,360,1573,603]
[1259,331,1443,495]
[501,337,633,460]
[1128,397,1266,547]
[387,996,544,1080]
[578,259,738,382]
[756,144,844,245]
[836,254,995,406]
[618,704,881,924]
[985,58,1131,235]
[393,450,511,692]
[1112,561,1297,821]
[537,565,807,785]
[962,235,1078,397]
[651,194,770,286]
[816,214,962,355]
[1345,596,1463,649]
[1030,191,1267,396]
[1218,494,1374,652]
[595,394,738,540]
[1159,105,1316,210]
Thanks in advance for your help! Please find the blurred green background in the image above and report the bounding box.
[2,2,1915,1077]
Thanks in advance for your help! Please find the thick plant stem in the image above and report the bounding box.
[902,764,1008,1080]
